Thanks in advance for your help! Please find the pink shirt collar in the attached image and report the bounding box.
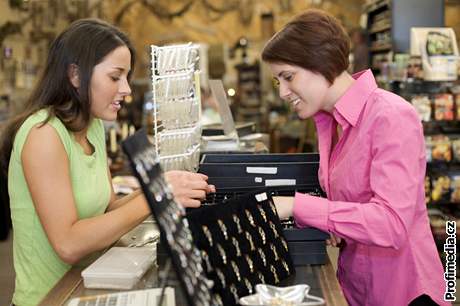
[314,69,378,127]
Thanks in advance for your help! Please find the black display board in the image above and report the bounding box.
[122,129,221,306]
[186,191,295,305]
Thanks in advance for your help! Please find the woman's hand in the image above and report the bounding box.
[164,170,216,208]
[326,233,343,247]
[272,196,294,219]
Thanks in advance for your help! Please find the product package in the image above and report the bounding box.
[431,175,451,202]
[434,94,454,121]
[411,95,432,122]
[407,55,424,79]
[431,135,452,162]
[81,247,155,290]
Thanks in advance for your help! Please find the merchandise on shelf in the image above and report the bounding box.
[407,56,424,79]
[434,93,454,121]
[430,175,450,203]
[411,95,431,121]
[429,135,452,162]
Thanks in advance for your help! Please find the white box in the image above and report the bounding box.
[82,246,155,290]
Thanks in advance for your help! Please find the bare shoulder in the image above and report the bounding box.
[21,122,69,167]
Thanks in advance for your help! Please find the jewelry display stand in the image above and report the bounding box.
[150,43,202,172]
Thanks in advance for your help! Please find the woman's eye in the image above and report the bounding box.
[284,74,293,81]
[111,76,120,81]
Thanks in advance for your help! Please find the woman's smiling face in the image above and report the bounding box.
[269,62,330,119]
[89,45,132,121]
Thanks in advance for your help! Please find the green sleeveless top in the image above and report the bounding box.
[9,109,111,306]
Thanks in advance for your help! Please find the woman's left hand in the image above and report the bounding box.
[164,170,215,208]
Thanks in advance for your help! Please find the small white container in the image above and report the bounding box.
[81,246,155,290]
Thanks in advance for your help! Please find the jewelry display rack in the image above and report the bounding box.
[121,129,222,306]
[150,43,202,172]
[186,191,295,305]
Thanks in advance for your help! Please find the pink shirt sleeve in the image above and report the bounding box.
[293,104,425,250]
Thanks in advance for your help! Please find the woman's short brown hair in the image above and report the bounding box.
[261,9,350,83]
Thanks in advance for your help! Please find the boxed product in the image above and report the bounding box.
[411,95,432,122]
[431,135,452,162]
[434,94,454,121]
[431,175,451,202]
[407,55,423,79]
[81,246,155,289]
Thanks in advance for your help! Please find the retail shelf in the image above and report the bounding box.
[369,24,391,34]
[370,44,392,52]
[365,0,390,13]
[428,203,460,208]
[427,160,460,166]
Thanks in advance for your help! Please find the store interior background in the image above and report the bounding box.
[0,0,459,304]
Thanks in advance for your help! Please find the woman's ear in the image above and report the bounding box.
[68,64,80,88]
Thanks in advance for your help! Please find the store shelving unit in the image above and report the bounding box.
[365,0,444,72]
[389,79,460,264]
[234,62,265,131]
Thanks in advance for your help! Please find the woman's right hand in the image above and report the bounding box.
[164,170,215,208]
[272,196,294,219]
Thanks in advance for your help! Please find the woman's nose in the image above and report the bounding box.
[279,82,291,101]
[120,78,132,95]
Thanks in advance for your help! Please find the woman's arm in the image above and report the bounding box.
[105,170,216,212]
[22,124,150,265]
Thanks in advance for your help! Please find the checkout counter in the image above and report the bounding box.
[39,221,347,306]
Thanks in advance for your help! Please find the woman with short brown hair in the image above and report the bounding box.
[264,9,447,306]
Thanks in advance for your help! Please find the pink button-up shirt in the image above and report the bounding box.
[293,70,449,306]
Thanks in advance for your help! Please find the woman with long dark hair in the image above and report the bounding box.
[263,10,447,306]
[0,19,213,306]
